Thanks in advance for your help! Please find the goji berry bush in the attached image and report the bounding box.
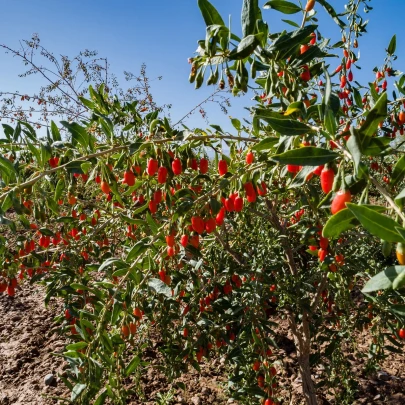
[1,1,405,404]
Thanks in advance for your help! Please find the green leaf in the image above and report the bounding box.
[66,342,88,351]
[390,155,405,186]
[228,34,262,60]
[358,92,387,141]
[94,390,108,405]
[148,278,172,298]
[125,355,141,377]
[387,34,397,56]
[50,121,61,141]
[395,188,405,208]
[54,178,65,201]
[252,137,278,151]
[272,147,338,166]
[264,0,301,14]
[198,0,225,27]
[242,0,262,37]
[284,101,304,115]
[362,266,405,292]
[127,239,148,262]
[61,121,90,150]
[146,212,159,234]
[363,137,392,156]
[260,117,313,136]
[316,0,346,28]
[323,205,386,239]
[282,19,300,28]
[0,155,17,176]
[133,202,149,216]
[346,203,405,243]
[393,271,405,290]
[71,383,87,402]
[346,128,362,175]
[268,25,317,58]
[324,109,336,137]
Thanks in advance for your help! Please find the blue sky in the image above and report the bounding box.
[0,1,404,134]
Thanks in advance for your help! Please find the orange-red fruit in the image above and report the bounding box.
[300,65,311,81]
[147,158,158,176]
[172,158,182,175]
[218,160,228,176]
[224,198,234,212]
[157,166,168,184]
[199,158,209,174]
[123,170,135,186]
[257,182,267,196]
[319,237,329,250]
[153,190,163,204]
[216,207,226,226]
[318,248,327,262]
[166,235,175,247]
[149,200,157,214]
[252,360,261,371]
[100,181,111,195]
[167,246,175,257]
[398,111,405,125]
[246,151,254,165]
[181,234,189,247]
[205,218,216,234]
[190,234,200,248]
[122,325,130,338]
[331,190,351,214]
[300,44,310,54]
[313,165,324,176]
[399,328,405,339]
[234,196,244,212]
[305,0,315,12]
[244,182,257,203]
[129,323,137,335]
[287,164,301,174]
[191,216,205,234]
[320,167,334,193]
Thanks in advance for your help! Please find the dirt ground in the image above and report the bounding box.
[0,283,404,405]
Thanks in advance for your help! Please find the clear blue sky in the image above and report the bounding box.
[0,1,404,134]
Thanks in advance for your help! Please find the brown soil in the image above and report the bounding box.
[0,283,404,405]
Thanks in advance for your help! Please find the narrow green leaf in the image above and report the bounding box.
[125,355,141,377]
[260,117,313,136]
[323,205,386,239]
[316,0,346,28]
[263,0,301,14]
[228,34,262,60]
[148,278,172,298]
[198,0,225,26]
[346,128,362,175]
[94,390,108,405]
[0,155,17,176]
[50,121,61,141]
[66,342,88,351]
[71,383,87,402]
[363,137,391,156]
[346,203,405,243]
[362,266,405,292]
[358,92,387,140]
[127,239,148,262]
[146,212,159,234]
[272,147,338,166]
[387,34,397,56]
[390,155,405,186]
[242,0,262,37]
[252,137,278,151]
